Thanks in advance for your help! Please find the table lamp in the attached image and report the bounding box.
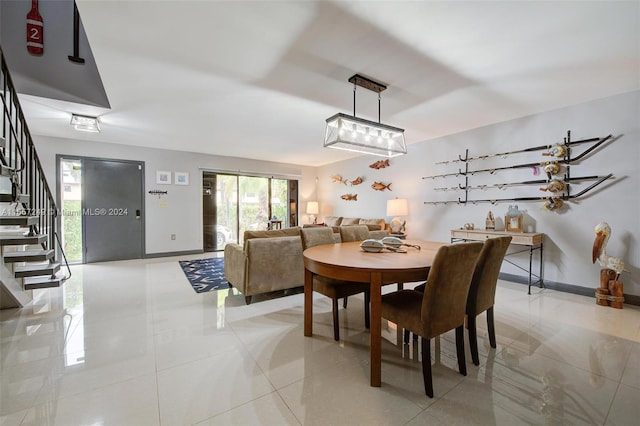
[386,198,408,235]
[306,201,319,224]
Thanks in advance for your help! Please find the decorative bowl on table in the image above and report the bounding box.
[380,236,404,249]
[360,239,385,253]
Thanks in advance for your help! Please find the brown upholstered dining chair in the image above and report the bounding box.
[301,227,371,341]
[466,236,512,365]
[339,225,371,243]
[411,236,512,365]
[381,242,483,397]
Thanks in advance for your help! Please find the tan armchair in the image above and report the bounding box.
[301,227,371,341]
[381,242,483,397]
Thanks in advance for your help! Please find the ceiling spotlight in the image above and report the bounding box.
[70,114,100,133]
[324,74,406,157]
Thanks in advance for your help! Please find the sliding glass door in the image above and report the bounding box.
[239,176,268,236]
[202,172,298,252]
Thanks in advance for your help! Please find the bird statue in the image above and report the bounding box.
[592,222,625,279]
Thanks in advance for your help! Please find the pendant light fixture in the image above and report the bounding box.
[324,74,406,157]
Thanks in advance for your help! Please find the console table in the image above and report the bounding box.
[450,229,544,294]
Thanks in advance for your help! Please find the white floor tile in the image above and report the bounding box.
[605,383,640,425]
[154,323,245,371]
[20,374,159,426]
[620,341,640,390]
[194,391,300,426]
[487,345,619,425]
[157,348,274,425]
[277,357,425,426]
[0,409,27,426]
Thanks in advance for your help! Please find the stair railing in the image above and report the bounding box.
[1,47,70,280]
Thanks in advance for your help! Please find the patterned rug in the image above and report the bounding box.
[179,257,229,293]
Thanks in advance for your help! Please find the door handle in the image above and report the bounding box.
[136,209,141,219]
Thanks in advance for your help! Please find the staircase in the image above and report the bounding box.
[0,48,70,309]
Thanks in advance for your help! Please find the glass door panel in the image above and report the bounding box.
[239,176,268,236]
[60,159,82,262]
[216,174,238,247]
[203,173,238,251]
[270,178,288,227]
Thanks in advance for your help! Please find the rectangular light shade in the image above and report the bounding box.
[70,114,100,132]
[324,113,406,157]
[306,201,319,215]
[387,198,408,217]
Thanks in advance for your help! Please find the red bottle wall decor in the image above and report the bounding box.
[26,0,44,55]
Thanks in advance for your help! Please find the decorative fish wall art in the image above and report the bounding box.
[341,193,358,201]
[350,176,363,186]
[371,182,392,191]
[369,159,390,169]
[331,175,347,185]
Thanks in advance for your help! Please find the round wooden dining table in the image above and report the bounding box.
[303,239,446,387]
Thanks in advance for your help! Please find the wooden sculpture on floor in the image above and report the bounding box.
[592,222,625,308]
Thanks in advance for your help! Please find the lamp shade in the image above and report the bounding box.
[324,113,406,158]
[306,201,319,215]
[386,198,408,217]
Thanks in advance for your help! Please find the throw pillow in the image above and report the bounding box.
[359,218,386,230]
[341,217,360,225]
[324,216,343,227]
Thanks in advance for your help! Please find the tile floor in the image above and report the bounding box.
[1,254,639,425]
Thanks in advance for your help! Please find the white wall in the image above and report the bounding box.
[318,90,639,296]
[33,137,318,255]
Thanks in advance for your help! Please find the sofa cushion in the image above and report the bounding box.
[324,216,343,227]
[359,218,386,231]
[341,217,360,225]
[243,227,300,244]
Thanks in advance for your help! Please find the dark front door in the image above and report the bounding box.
[83,159,144,262]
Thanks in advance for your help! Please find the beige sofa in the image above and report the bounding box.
[322,216,389,234]
[224,221,389,304]
[224,227,304,305]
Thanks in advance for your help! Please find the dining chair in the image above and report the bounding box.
[411,236,512,364]
[339,225,371,243]
[466,236,512,365]
[338,225,372,306]
[301,227,371,341]
[381,242,483,397]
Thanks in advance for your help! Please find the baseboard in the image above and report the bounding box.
[145,249,204,259]
[499,272,639,306]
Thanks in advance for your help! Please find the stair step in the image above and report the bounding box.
[4,249,55,263]
[0,234,47,245]
[0,165,15,178]
[15,263,60,278]
[23,272,67,290]
[0,215,39,226]
[0,193,29,203]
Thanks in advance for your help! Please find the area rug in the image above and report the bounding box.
[179,257,229,293]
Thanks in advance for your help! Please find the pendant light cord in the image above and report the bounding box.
[353,82,357,116]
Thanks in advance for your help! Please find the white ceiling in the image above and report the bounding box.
[18,0,640,167]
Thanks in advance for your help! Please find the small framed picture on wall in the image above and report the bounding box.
[174,172,189,186]
[156,170,171,185]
